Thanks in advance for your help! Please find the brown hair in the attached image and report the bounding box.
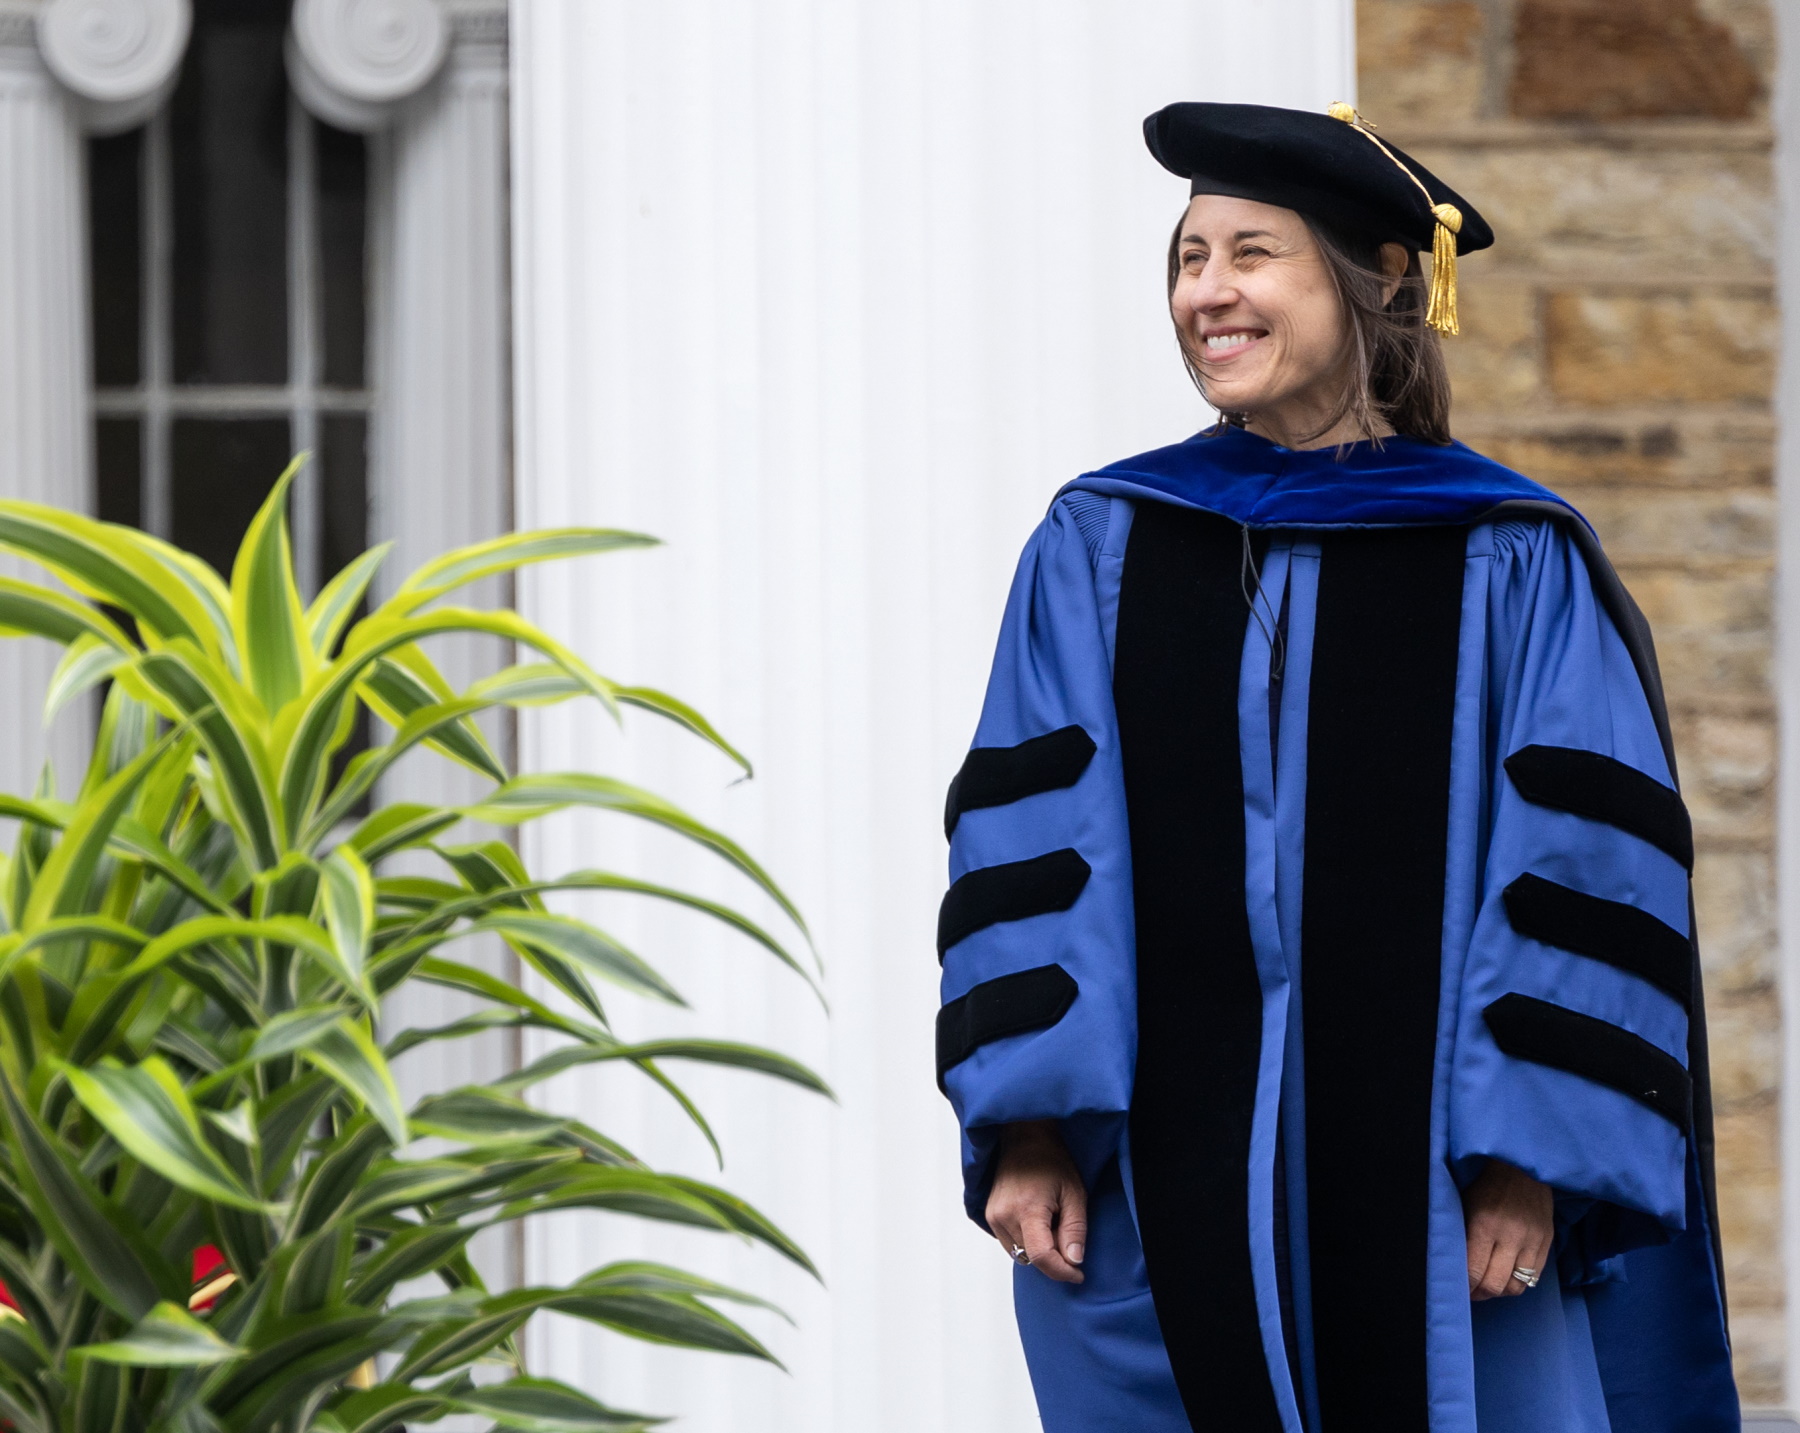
[1165,212,1454,446]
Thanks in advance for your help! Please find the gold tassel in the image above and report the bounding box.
[1326,101,1465,337]
[1427,202,1462,336]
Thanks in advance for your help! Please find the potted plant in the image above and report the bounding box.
[0,461,824,1433]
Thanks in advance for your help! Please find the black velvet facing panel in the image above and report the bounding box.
[1113,504,1282,1432]
[935,964,1079,1091]
[944,725,1098,839]
[1303,526,1466,1433]
[1503,873,1693,1010]
[1484,992,1692,1132]
[1504,744,1694,870]
[936,849,1091,960]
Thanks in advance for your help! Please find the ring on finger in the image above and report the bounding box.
[1010,1244,1031,1266]
[1510,1266,1540,1289]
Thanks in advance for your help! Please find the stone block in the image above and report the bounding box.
[1402,145,1773,281]
[1617,564,1770,635]
[1356,0,1486,125]
[1649,626,1772,705]
[1545,289,1775,406]
[1442,279,1541,410]
[1510,0,1763,121]
[1570,490,1775,561]
[1693,848,1776,993]
[1669,710,1774,839]
[1706,994,1780,1105]
[1460,415,1774,490]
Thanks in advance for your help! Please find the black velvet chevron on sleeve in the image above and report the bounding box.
[944,726,1098,839]
[1483,992,1692,1132]
[1503,744,1693,870]
[935,964,1079,1090]
[936,848,1092,960]
[1503,873,1693,1010]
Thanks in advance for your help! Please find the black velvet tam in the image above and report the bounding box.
[1143,102,1494,256]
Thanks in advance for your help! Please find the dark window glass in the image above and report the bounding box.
[170,419,292,580]
[317,123,367,389]
[170,0,290,384]
[89,132,142,387]
[319,415,368,585]
[95,420,142,529]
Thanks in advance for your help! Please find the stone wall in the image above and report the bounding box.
[1357,0,1782,1402]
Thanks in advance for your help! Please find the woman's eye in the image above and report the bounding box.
[1239,246,1270,260]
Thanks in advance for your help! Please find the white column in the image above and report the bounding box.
[0,6,91,799]
[294,0,515,1280]
[510,4,1354,1431]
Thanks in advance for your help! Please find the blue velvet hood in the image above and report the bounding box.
[1062,423,1586,532]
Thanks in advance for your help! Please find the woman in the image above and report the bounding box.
[935,102,1738,1433]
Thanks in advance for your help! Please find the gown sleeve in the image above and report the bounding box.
[939,494,1138,1224]
[1450,518,1694,1241]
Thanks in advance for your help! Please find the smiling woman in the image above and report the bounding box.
[936,101,1740,1433]
[1166,200,1450,447]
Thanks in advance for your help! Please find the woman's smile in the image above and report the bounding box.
[1200,328,1267,362]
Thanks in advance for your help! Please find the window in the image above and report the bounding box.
[88,0,369,597]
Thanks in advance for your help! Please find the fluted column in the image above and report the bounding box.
[0,8,91,798]
[296,0,514,1276]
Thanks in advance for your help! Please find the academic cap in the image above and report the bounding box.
[1142,101,1492,334]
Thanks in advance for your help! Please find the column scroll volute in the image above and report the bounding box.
[287,0,448,133]
[36,0,192,135]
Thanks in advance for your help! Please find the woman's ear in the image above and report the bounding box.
[1378,242,1410,307]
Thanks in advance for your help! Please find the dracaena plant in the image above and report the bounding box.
[0,460,825,1433]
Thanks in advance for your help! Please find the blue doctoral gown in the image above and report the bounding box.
[935,425,1738,1433]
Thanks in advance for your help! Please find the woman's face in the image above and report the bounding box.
[1170,194,1348,421]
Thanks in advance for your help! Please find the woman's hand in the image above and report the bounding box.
[985,1120,1087,1283]
[1463,1158,1554,1301]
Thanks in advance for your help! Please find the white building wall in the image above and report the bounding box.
[509,5,1354,1429]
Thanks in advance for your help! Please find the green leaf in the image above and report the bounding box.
[464,774,810,946]
[132,647,282,865]
[0,1072,168,1317]
[407,1087,572,1143]
[78,1300,242,1366]
[388,528,659,615]
[498,1037,832,1100]
[44,635,130,725]
[325,1385,452,1433]
[244,1004,352,1064]
[472,911,683,1005]
[448,1376,661,1433]
[59,1056,266,1210]
[306,544,390,658]
[230,458,311,715]
[360,657,505,782]
[614,685,752,776]
[303,1019,407,1145]
[0,501,213,648]
[22,727,180,929]
[345,804,460,864]
[319,845,374,991]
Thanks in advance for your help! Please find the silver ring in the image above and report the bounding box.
[1511,1267,1540,1288]
[1010,1244,1030,1266]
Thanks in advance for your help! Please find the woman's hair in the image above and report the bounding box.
[1165,213,1454,446]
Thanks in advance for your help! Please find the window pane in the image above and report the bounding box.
[89,131,142,387]
[171,0,290,384]
[317,123,367,389]
[170,418,291,580]
[319,414,368,583]
[95,420,142,529]
[320,415,370,799]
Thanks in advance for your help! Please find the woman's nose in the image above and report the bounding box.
[1187,258,1239,314]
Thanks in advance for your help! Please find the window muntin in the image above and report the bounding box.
[88,0,370,598]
